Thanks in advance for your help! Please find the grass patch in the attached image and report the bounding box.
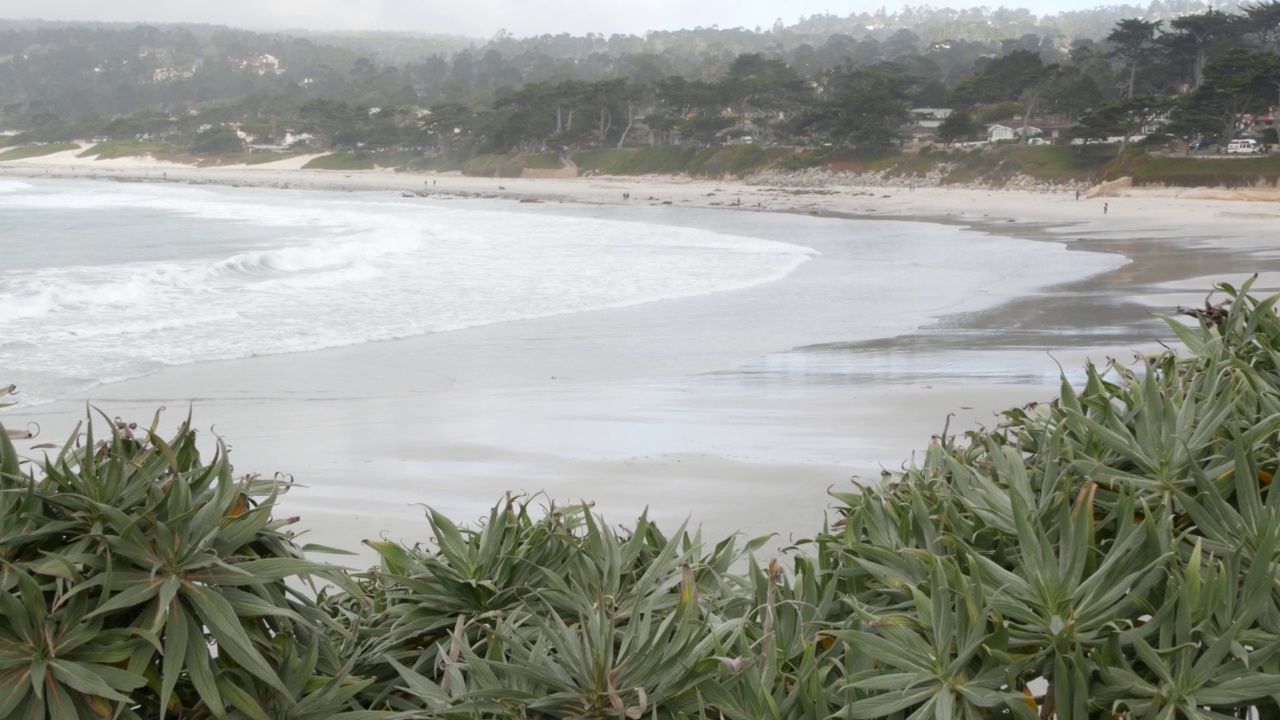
[1002,144,1114,181]
[778,147,904,173]
[687,145,784,177]
[575,147,689,175]
[522,153,563,170]
[80,140,180,160]
[0,142,79,161]
[574,145,786,177]
[301,151,376,171]
[1121,154,1280,188]
[462,153,527,177]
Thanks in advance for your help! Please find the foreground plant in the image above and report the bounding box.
[813,276,1280,719]
[332,497,768,716]
[0,411,379,719]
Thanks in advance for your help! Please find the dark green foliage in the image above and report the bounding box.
[8,9,1280,189]
[0,412,366,719]
[937,109,979,145]
[948,50,1044,105]
[1107,18,1164,97]
[189,126,246,155]
[813,276,1280,718]
[792,62,916,151]
[1178,49,1280,146]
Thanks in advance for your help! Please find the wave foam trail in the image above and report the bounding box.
[0,179,33,194]
[0,184,819,404]
[216,233,419,278]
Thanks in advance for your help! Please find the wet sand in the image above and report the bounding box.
[7,154,1280,565]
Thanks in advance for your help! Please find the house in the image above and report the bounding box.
[152,67,194,83]
[229,53,284,75]
[987,121,1048,144]
[1034,117,1077,139]
[987,124,1016,143]
[1242,113,1274,136]
[901,124,938,142]
[909,108,953,129]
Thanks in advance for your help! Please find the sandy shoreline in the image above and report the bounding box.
[5,150,1280,564]
[6,144,1280,226]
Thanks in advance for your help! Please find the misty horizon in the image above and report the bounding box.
[1,0,1158,41]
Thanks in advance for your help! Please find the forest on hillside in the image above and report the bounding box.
[1,0,1277,165]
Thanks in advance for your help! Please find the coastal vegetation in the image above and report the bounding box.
[1111,153,1280,187]
[4,0,1280,190]
[6,278,1280,717]
[0,141,77,160]
[78,140,181,161]
[301,151,377,171]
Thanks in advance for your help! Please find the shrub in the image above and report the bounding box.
[188,127,245,155]
[0,412,361,719]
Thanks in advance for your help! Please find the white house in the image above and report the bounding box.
[987,123,1044,143]
[987,124,1016,143]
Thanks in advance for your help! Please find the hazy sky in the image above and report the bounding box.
[4,0,1097,39]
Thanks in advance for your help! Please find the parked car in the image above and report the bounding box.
[1226,139,1262,154]
[1026,138,1051,146]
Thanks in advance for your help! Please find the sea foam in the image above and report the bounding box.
[0,181,816,403]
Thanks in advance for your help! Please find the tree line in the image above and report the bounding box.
[2,2,1278,159]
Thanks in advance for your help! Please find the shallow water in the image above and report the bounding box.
[2,179,1124,404]
[2,179,814,402]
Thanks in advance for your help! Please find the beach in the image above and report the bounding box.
[4,148,1280,564]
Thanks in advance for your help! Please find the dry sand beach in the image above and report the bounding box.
[5,147,1280,562]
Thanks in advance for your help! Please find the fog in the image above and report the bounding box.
[4,0,1099,39]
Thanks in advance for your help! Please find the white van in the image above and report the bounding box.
[1226,139,1261,154]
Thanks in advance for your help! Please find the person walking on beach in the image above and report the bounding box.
[1075,190,1081,201]
[1104,202,1109,215]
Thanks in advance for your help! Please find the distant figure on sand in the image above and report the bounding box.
[1104,202,1109,215]
[1075,190,1081,201]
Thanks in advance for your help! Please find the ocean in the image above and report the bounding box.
[0,177,1123,405]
